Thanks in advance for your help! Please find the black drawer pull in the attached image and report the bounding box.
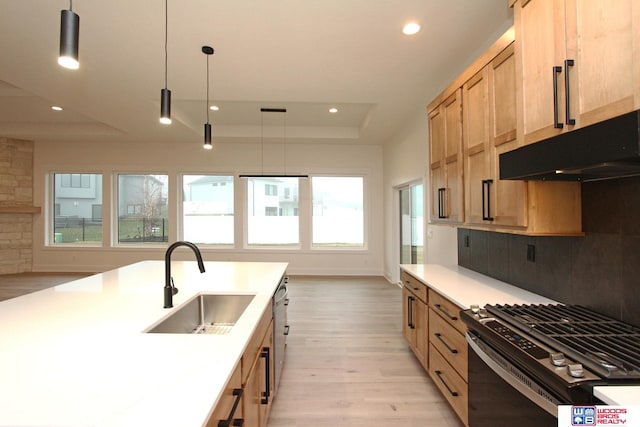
[434,332,458,354]
[407,296,415,329]
[218,388,243,427]
[437,187,447,219]
[434,303,458,321]
[284,325,290,336]
[260,347,271,405]
[435,370,459,397]
[564,59,575,125]
[481,179,494,221]
[553,65,564,129]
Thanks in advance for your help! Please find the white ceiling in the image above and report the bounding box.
[0,1,513,146]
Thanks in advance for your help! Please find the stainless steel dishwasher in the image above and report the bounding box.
[272,276,289,396]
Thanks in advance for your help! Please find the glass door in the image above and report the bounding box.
[399,183,424,264]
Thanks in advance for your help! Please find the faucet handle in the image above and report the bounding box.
[171,277,179,295]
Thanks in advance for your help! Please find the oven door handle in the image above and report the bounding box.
[466,331,560,417]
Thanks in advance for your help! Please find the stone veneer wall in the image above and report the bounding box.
[0,137,34,274]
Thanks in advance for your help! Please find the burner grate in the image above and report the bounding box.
[486,303,640,379]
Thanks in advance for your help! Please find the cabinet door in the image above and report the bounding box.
[517,0,568,144]
[443,91,463,223]
[429,93,463,224]
[565,0,637,128]
[428,107,446,222]
[463,67,491,225]
[244,327,273,427]
[490,44,527,227]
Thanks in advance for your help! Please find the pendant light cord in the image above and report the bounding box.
[283,112,287,175]
[206,55,210,124]
[260,111,264,175]
[69,0,73,11]
[164,0,168,89]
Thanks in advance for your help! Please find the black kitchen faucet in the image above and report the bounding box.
[164,241,205,308]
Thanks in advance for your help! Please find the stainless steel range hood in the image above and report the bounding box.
[500,110,640,182]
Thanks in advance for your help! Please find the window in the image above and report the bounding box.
[265,184,277,196]
[400,183,424,264]
[52,173,102,244]
[183,175,234,245]
[117,174,168,243]
[247,177,299,246]
[312,176,364,248]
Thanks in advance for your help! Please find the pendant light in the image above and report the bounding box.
[58,0,80,70]
[239,108,308,178]
[202,46,214,150]
[159,0,171,125]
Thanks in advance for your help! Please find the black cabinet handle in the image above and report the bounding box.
[218,388,244,427]
[434,303,458,321]
[553,65,564,129]
[437,187,447,219]
[260,347,271,405]
[564,59,575,125]
[434,332,459,354]
[407,295,415,329]
[481,179,494,221]
[284,325,290,336]
[284,298,289,306]
[435,370,459,397]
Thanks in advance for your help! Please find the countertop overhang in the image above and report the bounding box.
[0,260,288,427]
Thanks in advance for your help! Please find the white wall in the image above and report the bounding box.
[382,112,458,285]
[32,139,383,275]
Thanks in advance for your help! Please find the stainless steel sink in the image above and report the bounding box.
[146,294,255,334]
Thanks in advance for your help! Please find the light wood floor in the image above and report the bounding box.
[0,273,463,426]
[268,276,464,427]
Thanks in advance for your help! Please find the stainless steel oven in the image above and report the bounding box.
[461,304,640,427]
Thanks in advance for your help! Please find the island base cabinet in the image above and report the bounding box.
[243,319,274,427]
[429,344,469,426]
[206,363,243,427]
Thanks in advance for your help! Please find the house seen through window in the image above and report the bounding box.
[52,173,102,244]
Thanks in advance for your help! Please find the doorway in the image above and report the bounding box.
[399,183,424,265]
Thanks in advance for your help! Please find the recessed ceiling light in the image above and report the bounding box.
[51,106,63,111]
[402,22,421,35]
[329,108,338,113]
[209,105,219,111]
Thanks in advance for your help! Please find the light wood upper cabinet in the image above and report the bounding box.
[515,0,640,145]
[428,90,463,224]
[464,44,527,228]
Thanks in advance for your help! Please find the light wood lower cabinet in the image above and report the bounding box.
[401,271,428,368]
[242,307,274,427]
[428,289,468,426]
[207,306,273,427]
[401,269,469,426]
[206,363,243,427]
[244,322,274,427]
[429,343,468,425]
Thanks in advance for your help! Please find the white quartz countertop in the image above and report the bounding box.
[0,260,288,427]
[400,264,640,406]
[399,263,557,308]
[593,386,640,406]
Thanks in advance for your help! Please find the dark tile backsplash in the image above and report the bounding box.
[458,176,640,327]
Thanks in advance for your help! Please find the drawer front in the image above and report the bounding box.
[429,308,468,381]
[429,289,465,334]
[241,306,273,385]
[401,271,427,303]
[206,362,243,427]
[429,343,468,426]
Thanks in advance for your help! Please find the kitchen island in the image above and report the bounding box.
[0,260,288,427]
